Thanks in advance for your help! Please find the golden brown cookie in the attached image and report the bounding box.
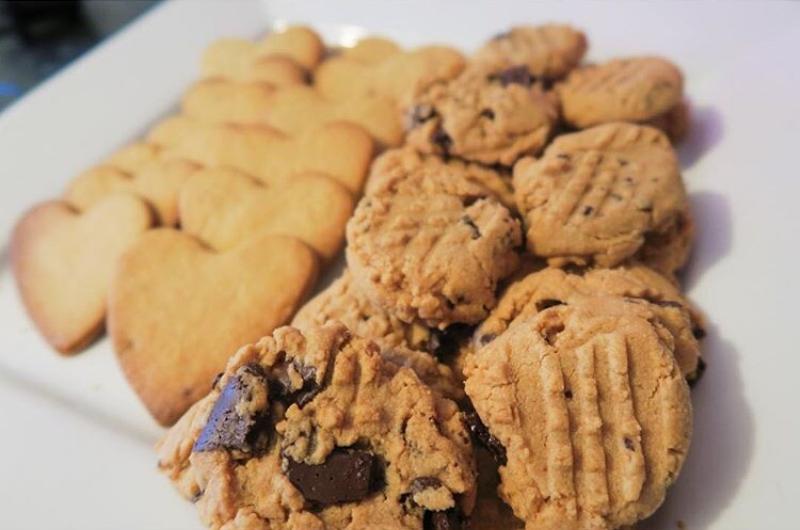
[104,142,162,174]
[147,115,374,195]
[465,305,692,530]
[178,167,353,260]
[11,194,153,354]
[109,231,318,426]
[65,158,200,226]
[471,266,704,381]
[291,269,463,400]
[315,45,466,106]
[156,323,477,529]
[341,36,401,64]
[181,79,403,147]
[558,57,684,132]
[513,123,693,274]
[347,149,521,328]
[406,66,558,166]
[473,24,588,80]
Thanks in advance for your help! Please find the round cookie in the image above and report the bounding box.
[464,305,692,530]
[347,151,522,327]
[365,147,516,211]
[513,122,693,274]
[557,57,684,131]
[157,323,477,529]
[473,24,588,80]
[405,66,559,166]
[291,269,464,400]
[470,266,704,382]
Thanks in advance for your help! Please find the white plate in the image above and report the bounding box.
[0,1,798,528]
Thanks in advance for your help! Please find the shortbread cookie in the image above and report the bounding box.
[104,142,162,174]
[65,158,199,226]
[406,66,558,166]
[472,266,704,380]
[258,25,324,70]
[109,231,318,425]
[147,115,374,195]
[473,24,588,80]
[558,57,684,131]
[464,305,692,529]
[182,79,403,147]
[365,146,515,210]
[513,123,692,273]
[315,45,465,106]
[342,36,401,64]
[156,323,477,529]
[347,151,521,327]
[291,270,462,400]
[11,194,153,354]
[178,167,353,260]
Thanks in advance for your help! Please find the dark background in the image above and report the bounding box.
[0,0,159,111]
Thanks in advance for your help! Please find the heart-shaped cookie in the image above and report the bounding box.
[65,157,199,226]
[108,230,318,426]
[11,194,153,354]
[178,167,353,259]
[147,116,374,195]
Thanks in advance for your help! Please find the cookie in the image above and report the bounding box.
[156,323,477,529]
[259,25,324,70]
[464,305,692,529]
[315,45,466,106]
[473,24,588,80]
[406,66,559,166]
[513,122,693,274]
[291,269,463,400]
[11,194,153,354]
[178,167,353,260]
[644,98,690,143]
[147,115,374,195]
[181,79,404,147]
[342,36,401,64]
[201,38,307,86]
[104,142,162,174]
[558,57,685,132]
[108,231,318,425]
[472,266,704,381]
[365,146,516,212]
[65,158,199,226]
[347,149,522,327]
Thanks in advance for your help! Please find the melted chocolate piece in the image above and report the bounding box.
[193,363,271,454]
[269,359,321,407]
[462,407,507,465]
[489,65,534,87]
[411,476,443,494]
[285,448,379,506]
[424,508,463,530]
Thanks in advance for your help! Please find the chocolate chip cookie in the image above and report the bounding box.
[474,24,588,80]
[347,149,522,327]
[464,305,692,529]
[405,66,558,166]
[157,323,477,529]
[513,122,693,274]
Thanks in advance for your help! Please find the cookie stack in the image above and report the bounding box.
[157,23,703,530]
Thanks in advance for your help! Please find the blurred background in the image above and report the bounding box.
[0,0,159,111]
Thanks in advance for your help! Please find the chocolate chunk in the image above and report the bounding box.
[535,298,564,312]
[285,448,379,506]
[688,357,707,388]
[406,104,436,129]
[268,358,320,407]
[432,127,452,154]
[411,476,443,494]
[193,363,271,455]
[489,65,534,87]
[582,206,594,216]
[477,332,496,347]
[424,508,463,530]
[461,215,481,239]
[624,437,635,451]
[462,406,507,465]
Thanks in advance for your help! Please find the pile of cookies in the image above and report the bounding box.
[156,24,705,530]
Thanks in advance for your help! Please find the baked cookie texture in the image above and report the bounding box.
[157,323,477,529]
[109,231,319,426]
[347,148,522,328]
[11,194,153,354]
[291,269,463,401]
[464,305,692,530]
[513,122,693,274]
[473,24,588,80]
[406,65,559,166]
[558,57,686,137]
